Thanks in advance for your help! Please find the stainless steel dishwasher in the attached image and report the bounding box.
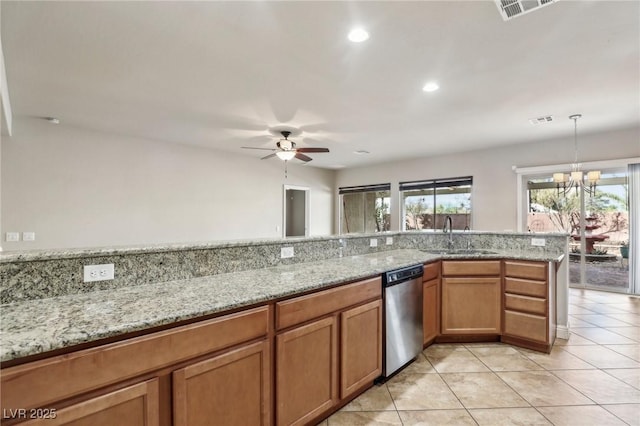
[382,264,424,378]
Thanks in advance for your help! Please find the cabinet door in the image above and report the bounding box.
[340,300,382,399]
[441,277,501,334]
[276,316,338,426]
[20,379,159,426]
[423,279,439,344]
[173,340,270,426]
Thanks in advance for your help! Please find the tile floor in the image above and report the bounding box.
[319,288,640,425]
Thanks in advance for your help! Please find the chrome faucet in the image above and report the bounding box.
[443,215,454,250]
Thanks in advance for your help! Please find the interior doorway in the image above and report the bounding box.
[283,185,309,237]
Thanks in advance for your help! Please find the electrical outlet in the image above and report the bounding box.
[370,238,378,247]
[22,232,35,241]
[83,264,115,283]
[281,246,294,259]
[386,237,393,245]
[531,238,546,247]
[6,232,19,242]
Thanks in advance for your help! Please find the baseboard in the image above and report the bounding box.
[556,324,570,340]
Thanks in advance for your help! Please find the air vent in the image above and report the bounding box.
[496,0,556,21]
[529,116,554,125]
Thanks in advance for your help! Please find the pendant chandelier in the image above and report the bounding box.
[553,114,601,197]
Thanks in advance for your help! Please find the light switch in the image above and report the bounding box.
[6,232,19,242]
[23,232,35,241]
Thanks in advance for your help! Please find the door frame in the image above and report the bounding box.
[283,185,310,238]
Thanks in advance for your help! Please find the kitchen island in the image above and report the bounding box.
[0,232,568,425]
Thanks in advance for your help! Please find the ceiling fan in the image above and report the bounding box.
[241,131,329,162]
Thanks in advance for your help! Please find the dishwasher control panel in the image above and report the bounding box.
[383,264,424,287]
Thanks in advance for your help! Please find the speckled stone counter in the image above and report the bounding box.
[0,248,564,362]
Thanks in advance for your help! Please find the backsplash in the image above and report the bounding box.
[0,232,567,303]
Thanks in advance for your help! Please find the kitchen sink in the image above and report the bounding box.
[421,249,498,255]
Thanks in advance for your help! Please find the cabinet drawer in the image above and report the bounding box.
[504,310,547,343]
[442,261,501,277]
[505,293,547,315]
[1,306,269,413]
[505,277,547,298]
[423,262,440,281]
[505,261,547,281]
[276,277,381,330]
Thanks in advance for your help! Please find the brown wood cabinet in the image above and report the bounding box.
[20,379,159,426]
[422,261,440,345]
[502,260,555,352]
[340,300,383,399]
[276,316,338,426]
[441,261,501,335]
[274,276,382,426]
[1,306,270,426]
[173,340,271,426]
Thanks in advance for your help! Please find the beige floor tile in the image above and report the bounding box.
[606,326,640,342]
[316,421,328,426]
[571,314,636,327]
[441,372,529,409]
[469,407,552,425]
[554,332,598,346]
[327,410,402,425]
[604,344,640,361]
[400,353,436,374]
[497,371,594,406]
[569,317,598,327]
[553,369,640,404]
[398,409,476,425]
[468,346,543,372]
[579,303,630,314]
[537,405,628,425]
[604,368,640,389]
[386,373,463,410]
[519,346,596,370]
[569,305,599,315]
[571,327,638,345]
[602,404,640,426]
[423,345,490,373]
[606,313,640,326]
[340,384,395,412]
[562,344,640,368]
[607,303,640,314]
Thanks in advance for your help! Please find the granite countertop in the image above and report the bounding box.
[0,249,563,363]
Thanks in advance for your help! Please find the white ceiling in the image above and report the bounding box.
[2,1,639,169]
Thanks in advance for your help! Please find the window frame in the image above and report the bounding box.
[338,183,391,234]
[399,176,473,231]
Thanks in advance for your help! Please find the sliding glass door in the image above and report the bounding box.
[527,169,630,293]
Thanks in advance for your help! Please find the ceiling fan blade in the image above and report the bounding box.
[295,152,313,162]
[296,148,330,153]
[241,147,277,151]
[261,153,278,160]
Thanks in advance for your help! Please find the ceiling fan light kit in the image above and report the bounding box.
[241,130,329,163]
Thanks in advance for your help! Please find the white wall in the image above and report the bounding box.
[1,117,334,250]
[336,126,640,232]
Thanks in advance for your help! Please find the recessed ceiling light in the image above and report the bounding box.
[422,82,439,92]
[354,150,370,155]
[348,28,369,43]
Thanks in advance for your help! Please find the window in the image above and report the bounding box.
[339,183,391,234]
[400,177,472,231]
